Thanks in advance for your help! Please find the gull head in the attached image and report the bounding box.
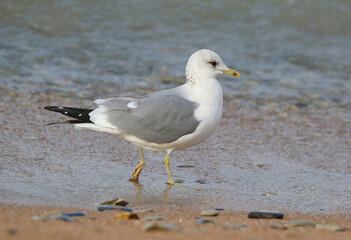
[185,49,240,85]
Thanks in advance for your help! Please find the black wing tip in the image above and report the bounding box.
[46,120,87,126]
[44,106,62,111]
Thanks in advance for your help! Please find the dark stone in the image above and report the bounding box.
[215,208,225,211]
[295,103,308,108]
[248,211,284,219]
[97,205,133,212]
[61,212,87,218]
[195,180,206,184]
[8,228,18,235]
[177,164,195,168]
[175,179,184,183]
[101,198,129,206]
[195,218,215,224]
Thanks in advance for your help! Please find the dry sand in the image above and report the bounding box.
[0,204,350,240]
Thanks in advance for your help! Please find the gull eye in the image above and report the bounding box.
[209,61,217,67]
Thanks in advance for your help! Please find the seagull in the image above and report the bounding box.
[44,49,240,185]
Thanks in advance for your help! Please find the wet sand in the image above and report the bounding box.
[0,204,350,240]
[1,92,350,238]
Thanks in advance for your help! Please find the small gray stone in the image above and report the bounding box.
[143,216,163,221]
[248,211,284,219]
[143,222,178,231]
[201,210,219,217]
[224,225,247,230]
[135,209,155,213]
[101,198,129,206]
[262,192,277,196]
[97,205,133,212]
[195,180,206,184]
[215,208,225,211]
[315,224,349,232]
[174,179,184,183]
[45,215,73,222]
[289,220,316,227]
[195,218,215,224]
[177,164,195,168]
[270,225,287,230]
[31,216,42,221]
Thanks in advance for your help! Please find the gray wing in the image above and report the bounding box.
[98,93,200,144]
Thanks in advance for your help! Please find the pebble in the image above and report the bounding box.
[61,212,87,218]
[215,208,225,211]
[270,225,288,230]
[174,179,184,184]
[31,216,42,221]
[289,220,316,227]
[143,222,178,231]
[97,205,133,212]
[113,212,139,220]
[101,198,129,206]
[143,216,163,221]
[315,224,349,232]
[177,164,195,168]
[45,215,73,222]
[7,228,18,235]
[31,212,88,222]
[135,209,155,213]
[262,192,277,196]
[201,210,219,217]
[195,218,215,224]
[256,164,269,168]
[195,180,206,184]
[248,211,284,219]
[224,225,247,230]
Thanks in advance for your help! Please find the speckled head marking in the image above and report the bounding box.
[185,49,229,87]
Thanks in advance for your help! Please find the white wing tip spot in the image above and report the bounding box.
[127,101,138,109]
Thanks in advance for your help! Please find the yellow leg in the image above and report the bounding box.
[164,154,174,185]
[129,147,145,182]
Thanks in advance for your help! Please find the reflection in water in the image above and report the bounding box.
[130,180,174,205]
[131,182,142,205]
[162,185,173,203]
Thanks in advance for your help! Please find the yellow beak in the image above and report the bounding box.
[220,68,240,78]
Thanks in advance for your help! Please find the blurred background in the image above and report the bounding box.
[1,0,350,107]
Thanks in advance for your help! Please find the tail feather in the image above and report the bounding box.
[44,106,93,124]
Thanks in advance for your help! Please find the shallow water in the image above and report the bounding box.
[0,1,350,213]
[1,0,350,106]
